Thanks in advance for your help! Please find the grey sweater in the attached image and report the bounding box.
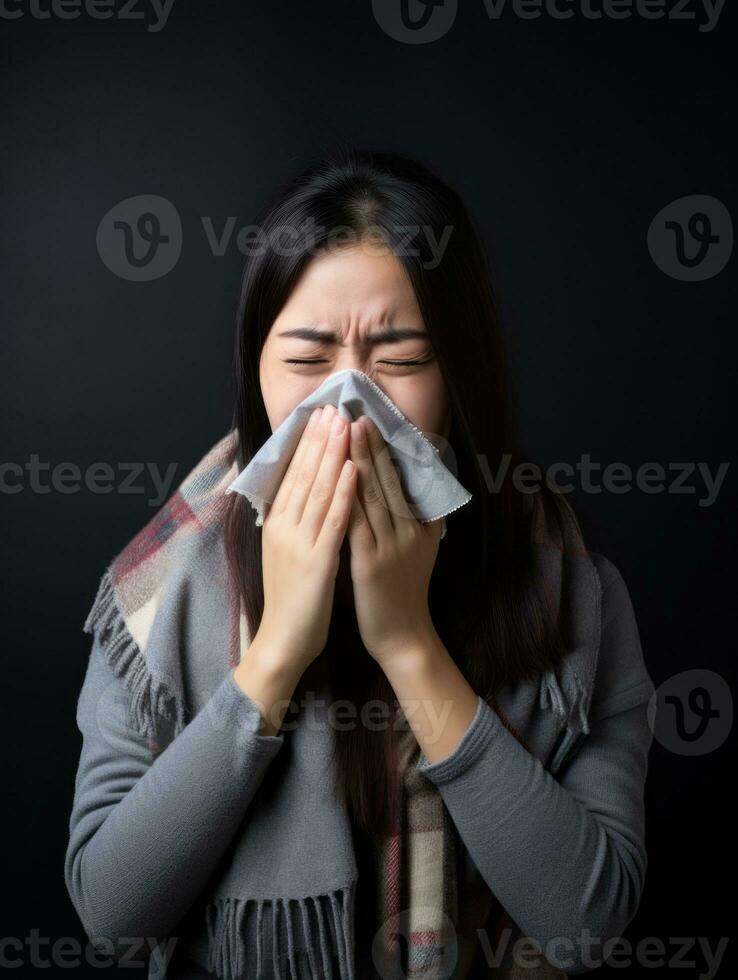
[64,552,656,978]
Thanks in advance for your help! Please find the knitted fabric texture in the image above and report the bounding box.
[372,715,460,980]
[371,706,567,980]
[82,428,472,980]
[77,427,629,980]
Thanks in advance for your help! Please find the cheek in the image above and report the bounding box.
[385,371,448,443]
[260,359,319,432]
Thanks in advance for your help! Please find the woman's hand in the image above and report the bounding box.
[256,403,356,673]
[347,415,444,667]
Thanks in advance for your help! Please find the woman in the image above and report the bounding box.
[65,147,656,980]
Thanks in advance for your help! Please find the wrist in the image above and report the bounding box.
[232,642,302,709]
[374,624,445,676]
[232,638,307,737]
[237,633,307,685]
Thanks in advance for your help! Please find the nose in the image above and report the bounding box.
[326,359,389,419]
[334,353,379,381]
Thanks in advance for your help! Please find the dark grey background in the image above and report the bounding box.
[1,1,735,976]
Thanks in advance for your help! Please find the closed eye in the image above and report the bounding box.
[283,357,434,370]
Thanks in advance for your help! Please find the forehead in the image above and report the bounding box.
[276,245,421,327]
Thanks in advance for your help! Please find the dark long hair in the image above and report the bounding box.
[223,145,585,839]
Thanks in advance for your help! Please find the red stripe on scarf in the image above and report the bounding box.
[112,491,200,581]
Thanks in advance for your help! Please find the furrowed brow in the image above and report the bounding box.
[277,326,428,345]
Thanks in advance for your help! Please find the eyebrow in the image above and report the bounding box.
[277,326,429,345]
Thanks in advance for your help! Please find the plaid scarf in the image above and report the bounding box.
[84,432,243,748]
[85,430,569,979]
[372,704,561,980]
[372,716,461,980]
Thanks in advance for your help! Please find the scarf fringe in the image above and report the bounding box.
[205,883,356,980]
[82,569,188,741]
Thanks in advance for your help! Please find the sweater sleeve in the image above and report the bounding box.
[414,558,656,974]
[63,633,285,957]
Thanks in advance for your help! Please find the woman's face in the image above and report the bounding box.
[258,240,451,607]
[259,242,451,446]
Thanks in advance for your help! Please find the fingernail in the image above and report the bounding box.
[330,414,345,436]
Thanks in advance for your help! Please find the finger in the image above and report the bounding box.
[360,416,417,530]
[350,417,394,540]
[299,411,351,539]
[272,405,326,516]
[315,457,357,553]
[281,404,337,521]
[346,482,374,553]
